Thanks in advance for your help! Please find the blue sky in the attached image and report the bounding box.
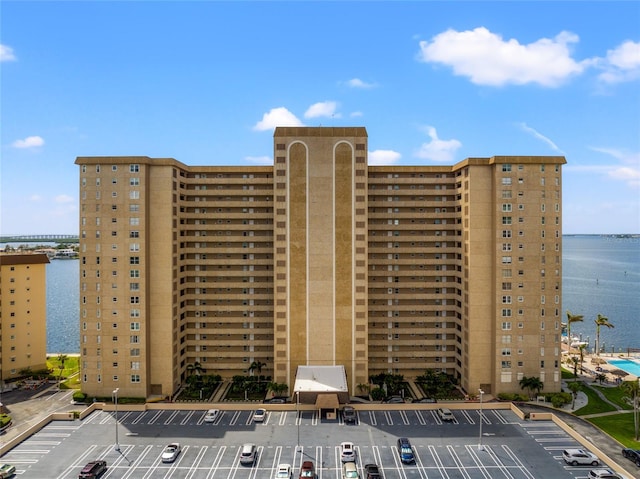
[1,1,639,235]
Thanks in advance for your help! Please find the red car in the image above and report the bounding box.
[299,460,315,478]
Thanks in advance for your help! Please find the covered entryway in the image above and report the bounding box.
[293,366,349,420]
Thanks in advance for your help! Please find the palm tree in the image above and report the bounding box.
[620,380,639,441]
[57,354,68,388]
[594,314,614,356]
[519,376,544,399]
[565,310,584,345]
[249,360,267,384]
[578,344,587,373]
[186,361,204,376]
[568,356,580,380]
[567,381,582,410]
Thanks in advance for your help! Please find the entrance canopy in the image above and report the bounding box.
[293,366,349,405]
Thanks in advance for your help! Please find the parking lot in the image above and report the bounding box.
[1,407,622,478]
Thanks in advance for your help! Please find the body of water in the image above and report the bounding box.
[562,235,639,354]
[45,235,640,354]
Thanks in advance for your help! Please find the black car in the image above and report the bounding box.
[78,460,107,479]
[412,397,437,403]
[364,463,381,479]
[622,448,640,467]
[263,396,290,404]
[342,406,357,424]
[382,395,405,404]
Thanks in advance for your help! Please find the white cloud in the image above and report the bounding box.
[0,44,16,62]
[244,155,273,165]
[597,40,640,84]
[418,27,585,87]
[350,111,363,118]
[368,150,402,166]
[55,194,74,203]
[346,78,377,89]
[518,123,564,153]
[12,136,45,149]
[29,195,42,202]
[253,107,303,131]
[304,101,341,119]
[587,147,640,188]
[414,126,462,162]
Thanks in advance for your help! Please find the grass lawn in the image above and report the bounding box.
[593,385,634,410]
[46,355,80,389]
[587,413,640,449]
[573,383,618,416]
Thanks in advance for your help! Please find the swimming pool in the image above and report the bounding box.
[607,358,640,377]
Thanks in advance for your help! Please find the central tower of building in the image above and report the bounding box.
[272,127,369,391]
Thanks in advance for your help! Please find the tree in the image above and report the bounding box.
[567,356,580,380]
[620,380,639,441]
[57,354,68,387]
[519,376,544,399]
[565,310,584,344]
[567,381,582,410]
[594,314,614,356]
[187,362,204,376]
[578,344,587,373]
[249,360,267,385]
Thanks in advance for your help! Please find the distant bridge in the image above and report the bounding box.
[0,234,79,244]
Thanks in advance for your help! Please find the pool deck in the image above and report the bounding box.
[562,343,639,384]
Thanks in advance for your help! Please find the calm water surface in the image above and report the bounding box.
[45,235,640,353]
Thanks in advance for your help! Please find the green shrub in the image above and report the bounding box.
[0,413,11,427]
[73,391,87,402]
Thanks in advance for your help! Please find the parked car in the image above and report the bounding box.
[204,409,220,423]
[397,437,415,464]
[275,463,292,479]
[437,407,454,421]
[299,460,315,478]
[382,395,405,404]
[588,469,623,479]
[562,448,599,466]
[77,460,106,479]
[253,408,267,423]
[340,441,356,463]
[342,406,356,424]
[622,448,640,467]
[412,397,437,403]
[0,464,16,479]
[240,443,257,466]
[264,396,290,404]
[161,443,181,463]
[363,463,381,479]
[342,462,359,479]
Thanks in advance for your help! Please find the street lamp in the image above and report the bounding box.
[478,388,484,451]
[113,388,120,452]
[296,391,300,452]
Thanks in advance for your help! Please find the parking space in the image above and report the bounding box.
[0,408,618,478]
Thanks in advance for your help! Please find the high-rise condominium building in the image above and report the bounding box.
[76,127,565,400]
[0,253,49,384]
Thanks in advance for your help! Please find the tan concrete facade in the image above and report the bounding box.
[0,254,49,382]
[76,127,565,399]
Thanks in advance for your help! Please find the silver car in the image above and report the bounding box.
[562,448,599,466]
[161,443,181,463]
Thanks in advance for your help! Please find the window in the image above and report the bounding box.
[130,322,140,330]
[502,204,512,212]
[129,191,140,200]
[131,348,140,356]
[502,164,512,172]
[131,374,141,383]
[501,178,512,185]
[130,270,140,278]
[130,256,140,265]
[502,309,512,317]
[131,361,140,370]
[130,178,140,186]
[130,335,139,343]
[502,322,512,330]
[129,164,140,173]
[502,217,512,225]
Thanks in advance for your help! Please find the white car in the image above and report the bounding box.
[274,463,292,479]
[161,443,181,463]
[340,441,356,463]
[437,407,454,421]
[342,462,359,479]
[204,409,219,423]
[562,448,599,466]
[253,408,267,423]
